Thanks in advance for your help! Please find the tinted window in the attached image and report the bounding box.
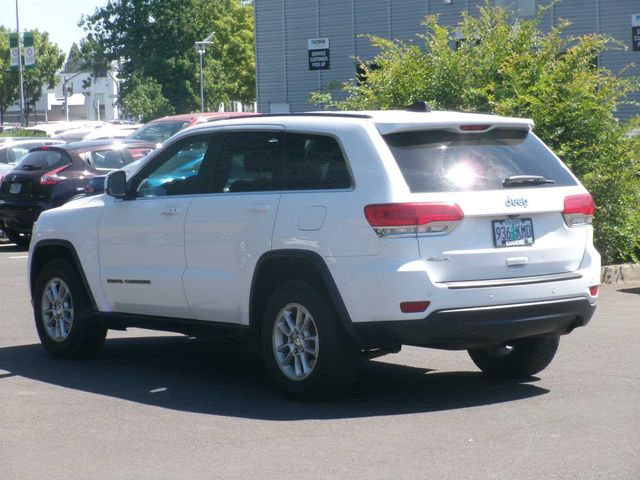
[384,129,576,193]
[213,132,283,193]
[15,150,71,171]
[137,137,212,197]
[284,134,351,190]
[85,150,127,170]
[128,121,189,143]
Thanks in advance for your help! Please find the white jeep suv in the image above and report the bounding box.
[28,109,600,400]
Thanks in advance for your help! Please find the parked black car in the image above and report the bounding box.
[0,140,154,246]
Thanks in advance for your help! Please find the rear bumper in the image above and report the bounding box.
[353,297,596,350]
[0,202,44,233]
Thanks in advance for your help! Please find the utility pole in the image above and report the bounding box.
[195,32,215,113]
[15,0,26,127]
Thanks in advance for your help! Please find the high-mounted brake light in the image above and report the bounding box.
[40,165,69,186]
[364,202,464,236]
[459,125,491,131]
[563,194,595,227]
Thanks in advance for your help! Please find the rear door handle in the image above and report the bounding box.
[160,207,181,217]
[247,204,271,214]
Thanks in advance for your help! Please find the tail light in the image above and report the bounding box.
[589,285,599,297]
[563,194,595,227]
[40,165,70,186]
[364,202,464,236]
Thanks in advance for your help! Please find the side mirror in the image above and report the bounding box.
[105,170,127,198]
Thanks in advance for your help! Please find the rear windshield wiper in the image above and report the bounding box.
[20,164,42,171]
[502,175,555,187]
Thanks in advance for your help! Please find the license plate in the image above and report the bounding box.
[9,183,21,194]
[492,218,534,247]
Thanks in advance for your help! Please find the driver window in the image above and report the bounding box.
[136,137,212,197]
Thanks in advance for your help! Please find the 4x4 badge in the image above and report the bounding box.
[505,196,528,207]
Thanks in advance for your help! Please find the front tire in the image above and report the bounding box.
[468,336,560,379]
[33,258,107,359]
[261,280,359,401]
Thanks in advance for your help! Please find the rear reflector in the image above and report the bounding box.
[400,301,430,313]
[563,194,595,227]
[589,286,599,297]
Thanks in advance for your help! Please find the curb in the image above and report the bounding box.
[601,264,640,285]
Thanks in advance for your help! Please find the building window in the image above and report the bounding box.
[495,0,535,17]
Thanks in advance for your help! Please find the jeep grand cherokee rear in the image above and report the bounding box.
[27,111,600,400]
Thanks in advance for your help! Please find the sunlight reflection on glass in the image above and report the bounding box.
[445,163,478,189]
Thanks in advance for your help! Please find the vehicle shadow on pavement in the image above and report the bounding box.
[0,335,549,420]
[619,287,640,295]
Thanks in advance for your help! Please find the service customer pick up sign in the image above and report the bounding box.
[632,14,640,52]
[308,38,330,70]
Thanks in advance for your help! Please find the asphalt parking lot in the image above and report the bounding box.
[0,240,638,480]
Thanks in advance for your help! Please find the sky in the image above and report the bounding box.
[0,0,108,57]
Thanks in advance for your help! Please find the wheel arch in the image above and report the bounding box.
[249,249,362,347]
[30,240,97,309]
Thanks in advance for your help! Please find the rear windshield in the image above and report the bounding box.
[384,129,577,192]
[15,149,71,171]
[128,121,189,143]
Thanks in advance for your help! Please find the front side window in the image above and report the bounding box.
[136,137,213,197]
[212,131,283,193]
[284,134,351,190]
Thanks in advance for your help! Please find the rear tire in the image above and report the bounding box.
[33,258,107,359]
[468,336,560,379]
[260,280,359,401]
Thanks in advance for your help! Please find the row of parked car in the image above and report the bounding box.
[0,112,253,246]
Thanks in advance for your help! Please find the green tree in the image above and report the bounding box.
[80,0,255,115]
[62,42,83,73]
[120,74,174,122]
[314,2,640,264]
[0,26,19,124]
[22,30,64,125]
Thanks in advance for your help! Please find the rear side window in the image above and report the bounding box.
[284,134,351,190]
[213,132,283,193]
[15,150,71,171]
[129,121,188,143]
[384,129,577,192]
[81,150,127,170]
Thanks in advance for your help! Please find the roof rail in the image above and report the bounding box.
[206,112,373,122]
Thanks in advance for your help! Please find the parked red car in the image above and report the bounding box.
[127,112,255,144]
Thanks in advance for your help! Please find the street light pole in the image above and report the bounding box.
[15,0,26,127]
[195,32,215,113]
[198,49,204,112]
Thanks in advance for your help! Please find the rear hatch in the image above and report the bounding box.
[380,126,592,283]
[0,149,72,202]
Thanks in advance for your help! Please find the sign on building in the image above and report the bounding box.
[308,38,330,71]
[24,32,35,68]
[9,32,19,69]
[633,14,640,52]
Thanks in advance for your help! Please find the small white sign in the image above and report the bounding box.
[25,46,35,67]
[633,14,640,27]
[10,47,19,68]
[308,38,329,50]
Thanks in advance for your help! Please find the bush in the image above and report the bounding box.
[313,2,640,264]
[0,129,47,138]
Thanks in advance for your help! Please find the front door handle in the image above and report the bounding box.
[247,204,271,214]
[160,207,181,217]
